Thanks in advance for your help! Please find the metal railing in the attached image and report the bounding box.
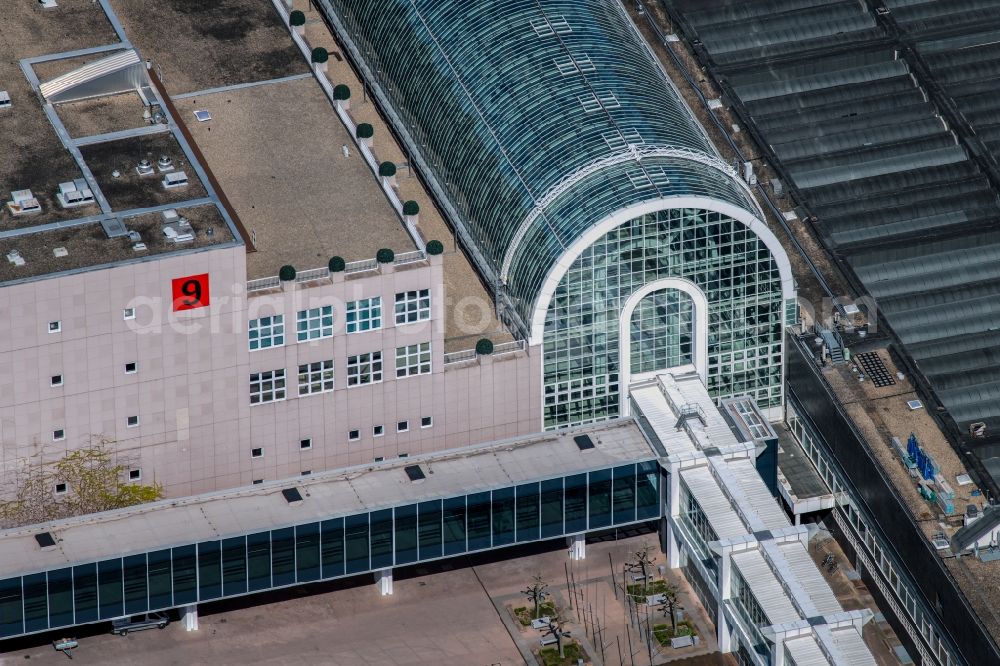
[246,250,429,293]
[295,267,330,282]
[395,250,426,265]
[246,276,280,292]
[443,339,526,365]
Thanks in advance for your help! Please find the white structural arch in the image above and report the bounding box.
[528,196,796,345]
[618,277,709,401]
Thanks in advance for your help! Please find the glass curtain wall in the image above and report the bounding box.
[543,208,783,428]
[630,288,694,375]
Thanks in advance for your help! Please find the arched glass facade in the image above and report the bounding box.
[630,289,694,375]
[542,208,784,428]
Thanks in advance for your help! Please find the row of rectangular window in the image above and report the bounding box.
[48,363,137,388]
[250,343,432,404]
[0,463,659,639]
[249,291,431,351]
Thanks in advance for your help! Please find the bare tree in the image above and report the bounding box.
[522,574,549,620]
[660,582,683,635]
[0,438,163,528]
[545,616,572,659]
[627,541,657,594]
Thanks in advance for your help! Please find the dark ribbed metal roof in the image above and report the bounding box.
[668,0,1000,433]
[319,0,756,327]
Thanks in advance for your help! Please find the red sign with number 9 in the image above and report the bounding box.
[172,273,210,311]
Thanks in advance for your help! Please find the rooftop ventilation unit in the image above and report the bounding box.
[6,189,41,216]
[34,532,56,549]
[157,155,173,172]
[193,110,211,122]
[162,171,189,190]
[39,0,58,8]
[281,487,304,505]
[0,91,10,109]
[6,250,25,267]
[574,434,595,450]
[53,247,68,258]
[136,158,154,176]
[100,217,128,238]
[56,179,95,208]
[404,465,426,482]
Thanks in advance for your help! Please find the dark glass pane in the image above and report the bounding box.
[147,550,172,611]
[540,478,564,538]
[247,532,271,591]
[22,573,47,633]
[47,568,74,628]
[171,545,197,605]
[636,461,660,520]
[394,505,418,565]
[588,469,612,529]
[443,496,466,556]
[296,523,321,583]
[123,554,149,614]
[418,500,442,560]
[516,483,540,542]
[345,514,370,574]
[321,519,345,579]
[370,509,394,569]
[72,564,98,624]
[222,537,247,597]
[98,559,124,619]
[466,492,491,551]
[197,541,222,601]
[491,487,515,546]
[0,578,22,638]
[0,577,24,636]
[613,465,637,525]
[271,528,296,587]
[564,474,588,533]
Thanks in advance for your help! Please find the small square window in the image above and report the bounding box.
[301,470,312,476]
[125,362,137,374]
[123,307,136,320]
[126,415,139,427]
[397,420,409,433]
[373,425,384,437]
[129,469,141,481]
[53,429,65,441]
[54,482,67,494]
[374,456,384,463]
[421,416,433,428]
[252,479,263,485]
[51,375,63,387]
[300,438,312,450]
[48,321,61,333]
[399,453,409,458]
[251,447,263,458]
[348,429,360,442]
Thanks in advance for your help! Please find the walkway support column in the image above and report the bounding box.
[568,534,586,560]
[376,568,393,596]
[182,604,198,631]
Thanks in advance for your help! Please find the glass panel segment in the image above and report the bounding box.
[296,523,321,583]
[564,474,588,533]
[22,573,47,633]
[0,578,23,637]
[370,509,394,569]
[271,527,296,587]
[636,461,660,519]
[123,553,149,613]
[47,568,74,628]
[221,537,247,597]
[516,483,540,542]
[98,559,124,619]
[443,496,466,556]
[345,514,370,574]
[589,469,613,529]
[491,487,515,546]
[73,564,98,624]
[466,492,492,551]
[171,545,198,605]
[197,541,222,601]
[321,519,345,579]
[540,478,564,538]
[612,465,637,525]
[418,500,442,560]
[247,532,272,591]
[147,550,172,611]
[394,505,418,565]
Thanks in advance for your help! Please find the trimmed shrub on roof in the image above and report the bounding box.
[311,47,328,64]
[328,256,346,273]
[426,239,444,256]
[333,84,351,100]
[279,265,297,281]
[289,10,306,27]
[402,200,419,216]
[475,338,494,355]
[356,123,374,139]
[378,161,397,177]
[376,248,395,264]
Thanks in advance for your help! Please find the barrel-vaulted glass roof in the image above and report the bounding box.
[320,0,756,326]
